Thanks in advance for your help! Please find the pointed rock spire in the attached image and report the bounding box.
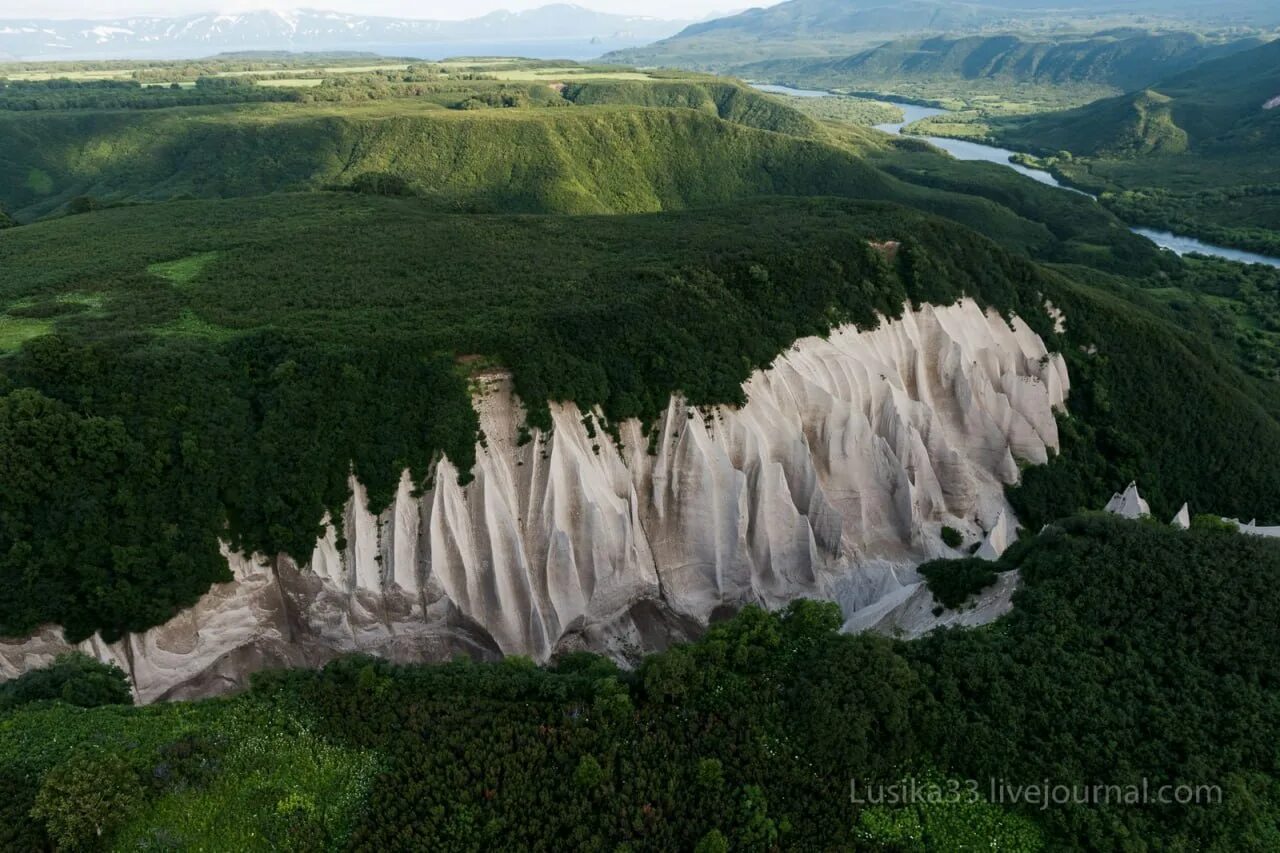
[976,510,1015,561]
[1104,481,1150,519]
[1171,503,1190,529]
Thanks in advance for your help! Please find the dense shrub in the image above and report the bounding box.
[918,557,1001,608]
[347,172,415,197]
[0,652,132,711]
[32,749,146,850]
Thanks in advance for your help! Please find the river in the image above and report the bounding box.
[752,84,1280,268]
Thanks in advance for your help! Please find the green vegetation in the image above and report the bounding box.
[991,38,1280,254]
[560,78,822,136]
[0,62,1275,644]
[3,515,1277,849]
[774,92,903,126]
[738,30,1267,110]
[0,315,52,352]
[919,556,1002,608]
[0,694,379,851]
[0,90,850,220]
[1,64,1280,853]
[602,0,1280,70]
[1006,256,1280,528]
[148,251,220,287]
[0,653,132,712]
[1138,257,1280,382]
[1,189,1278,641]
[0,74,1163,275]
[0,194,1069,641]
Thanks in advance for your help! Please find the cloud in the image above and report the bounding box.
[0,0,730,22]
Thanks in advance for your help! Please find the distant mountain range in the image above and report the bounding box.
[603,0,1280,69]
[0,6,694,61]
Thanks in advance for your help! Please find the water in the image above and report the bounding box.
[750,84,831,98]
[1132,229,1280,269]
[753,84,1280,267]
[38,38,653,63]
[871,103,947,134]
[396,39,652,62]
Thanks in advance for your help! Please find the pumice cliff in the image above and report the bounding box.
[0,298,1069,702]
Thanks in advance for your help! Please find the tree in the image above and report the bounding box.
[0,652,132,711]
[31,750,144,851]
[694,829,730,853]
[67,196,98,215]
[348,172,414,197]
[573,755,605,790]
[0,204,15,229]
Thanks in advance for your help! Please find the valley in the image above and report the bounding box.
[2,5,1280,848]
[760,83,1280,266]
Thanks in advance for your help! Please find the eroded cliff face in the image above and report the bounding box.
[0,299,1069,702]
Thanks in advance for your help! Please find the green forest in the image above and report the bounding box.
[3,516,1278,850]
[2,49,1280,851]
[958,39,1280,255]
[733,30,1267,111]
[3,190,1280,643]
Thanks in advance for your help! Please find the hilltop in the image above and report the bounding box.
[991,38,1280,253]
[0,66,1155,271]
[999,37,1280,156]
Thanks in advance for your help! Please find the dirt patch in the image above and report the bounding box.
[868,240,901,261]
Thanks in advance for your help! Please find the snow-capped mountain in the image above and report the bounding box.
[0,6,693,60]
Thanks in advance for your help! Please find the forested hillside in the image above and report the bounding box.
[0,66,1276,642]
[0,73,1159,272]
[738,30,1268,99]
[992,38,1280,254]
[3,192,1280,644]
[998,38,1280,156]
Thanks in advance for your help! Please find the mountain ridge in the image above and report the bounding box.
[0,6,693,61]
[602,0,1280,69]
[737,31,1272,94]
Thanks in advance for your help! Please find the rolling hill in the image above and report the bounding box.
[738,30,1270,95]
[992,38,1280,252]
[998,37,1280,156]
[0,73,1157,271]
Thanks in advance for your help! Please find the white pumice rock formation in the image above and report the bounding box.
[975,509,1017,561]
[0,299,1069,702]
[1228,519,1280,538]
[1104,489,1280,538]
[1105,482,1150,519]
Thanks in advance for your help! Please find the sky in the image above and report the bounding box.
[0,0,741,21]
